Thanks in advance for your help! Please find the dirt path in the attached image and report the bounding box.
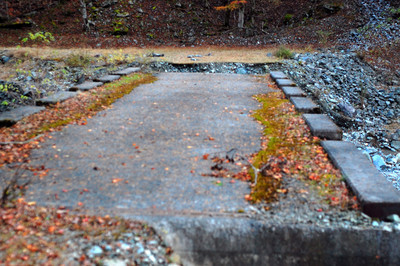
[23,73,269,216]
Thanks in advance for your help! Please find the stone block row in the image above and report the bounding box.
[0,67,140,127]
[270,71,400,218]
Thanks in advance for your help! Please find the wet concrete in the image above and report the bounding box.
[25,73,268,214]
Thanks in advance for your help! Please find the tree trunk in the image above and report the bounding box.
[79,0,90,32]
[223,0,231,27]
[238,6,244,28]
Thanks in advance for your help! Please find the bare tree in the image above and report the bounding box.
[79,0,90,32]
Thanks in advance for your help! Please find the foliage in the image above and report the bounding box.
[21,32,55,45]
[0,198,170,264]
[316,30,332,44]
[283,13,294,24]
[215,1,247,11]
[274,46,294,59]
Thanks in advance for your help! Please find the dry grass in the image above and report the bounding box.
[1,46,307,64]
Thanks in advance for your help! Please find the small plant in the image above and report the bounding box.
[21,32,55,44]
[65,52,94,68]
[316,30,332,44]
[283,13,294,25]
[1,100,9,106]
[274,46,294,59]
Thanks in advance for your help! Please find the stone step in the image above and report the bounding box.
[0,106,45,127]
[269,71,288,81]
[69,81,104,91]
[322,140,400,218]
[303,114,342,140]
[112,67,141,76]
[94,75,121,83]
[290,97,320,113]
[281,86,306,98]
[36,91,77,106]
[275,78,296,88]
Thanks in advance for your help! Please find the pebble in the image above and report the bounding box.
[87,245,103,257]
[386,214,400,223]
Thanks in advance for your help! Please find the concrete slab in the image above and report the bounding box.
[69,81,104,91]
[36,91,77,106]
[281,86,306,98]
[303,114,342,140]
[23,73,268,213]
[275,78,296,88]
[270,71,288,81]
[322,141,400,218]
[94,75,121,83]
[113,67,141,76]
[0,106,45,127]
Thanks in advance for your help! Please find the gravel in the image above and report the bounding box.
[279,50,400,190]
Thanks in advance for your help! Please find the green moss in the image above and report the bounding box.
[36,74,156,134]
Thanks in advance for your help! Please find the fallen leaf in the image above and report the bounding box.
[112,178,123,183]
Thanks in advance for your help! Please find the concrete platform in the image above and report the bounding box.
[94,75,121,83]
[290,97,319,113]
[113,67,141,76]
[36,91,77,106]
[303,114,342,140]
[276,78,296,88]
[69,81,104,91]
[0,106,45,127]
[322,141,400,218]
[281,86,306,98]
[270,71,288,81]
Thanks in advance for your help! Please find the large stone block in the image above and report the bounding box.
[322,140,400,218]
[94,75,120,83]
[36,91,77,106]
[290,97,319,113]
[69,81,104,91]
[270,71,288,81]
[275,78,296,88]
[0,106,45,127]
[113,67,141,76]
[303,114,342,140]
[281,86,306,98]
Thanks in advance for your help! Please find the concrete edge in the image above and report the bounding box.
[136,215,400,266]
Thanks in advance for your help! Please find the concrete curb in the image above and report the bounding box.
[322,141,400,218]
[138,215,400,266]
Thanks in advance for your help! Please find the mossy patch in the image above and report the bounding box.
[0,73,156,167]
[248,88,357,209]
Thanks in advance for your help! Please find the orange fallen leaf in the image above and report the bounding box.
[112,178,123,183]
[26,244,39,252]
[202,154,209,160]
